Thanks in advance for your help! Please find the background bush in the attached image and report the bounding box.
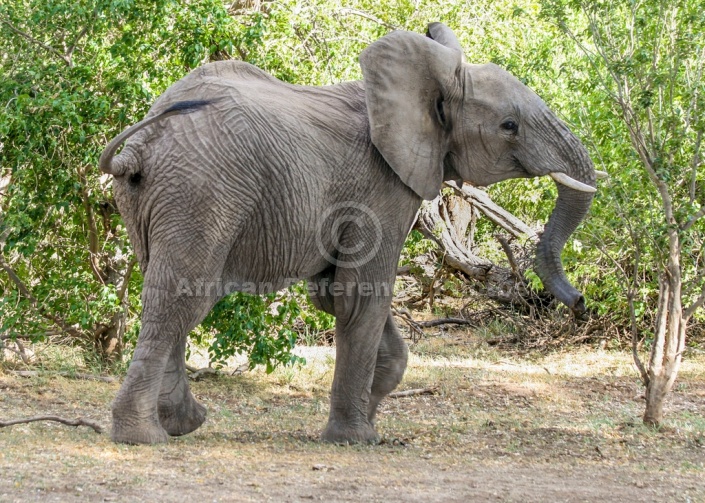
[1,0,702,371]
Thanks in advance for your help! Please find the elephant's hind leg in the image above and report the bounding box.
[157,337,206,436]
[368,312,408,424]
[111,264,216,445]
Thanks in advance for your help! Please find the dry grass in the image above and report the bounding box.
[1,332,704,502]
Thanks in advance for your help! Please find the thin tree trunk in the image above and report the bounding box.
[642,230,687,426]
[93,257,134,365]
[94,309,126,364]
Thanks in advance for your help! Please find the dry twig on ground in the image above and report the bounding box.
[10,370,117,383]
[392,307,426,342]
[388,387,438,398]
[0,415,104,434]
[416,317,476,328]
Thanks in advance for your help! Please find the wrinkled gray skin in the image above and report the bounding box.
[100,24,596,445]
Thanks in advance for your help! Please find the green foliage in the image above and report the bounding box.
[2,0,569,369]
[0,0,332,367]
[538,0,705,329]
[399,230,437,265]
[3,0,700,372]
[194,290,304,373]
[190,282,334,372]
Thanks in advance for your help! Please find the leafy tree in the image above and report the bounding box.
[7,0,669,375]
[1,0,567,369]
[0,0,328,368]
[542,0,705,424]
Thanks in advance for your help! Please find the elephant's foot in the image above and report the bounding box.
[111,377,170,445]
[321,420,379,445]
[367,395,384,426]
[158,396,207,437]
[111,419,169,445]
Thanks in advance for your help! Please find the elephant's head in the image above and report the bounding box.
[360,23,598,315]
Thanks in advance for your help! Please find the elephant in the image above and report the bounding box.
[99,22,599,445]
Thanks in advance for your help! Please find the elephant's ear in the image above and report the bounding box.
[426,22,465,59]
[360,31,462,200]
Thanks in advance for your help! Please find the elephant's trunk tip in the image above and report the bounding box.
[571,294,587,318]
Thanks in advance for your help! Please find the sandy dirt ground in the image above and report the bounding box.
[1,342,704,502]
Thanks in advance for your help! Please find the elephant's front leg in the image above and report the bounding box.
[320,272,393,444]
[157,336,206,436]
[368,312,408,425]
[322,315,387,444]
[310,269,407,438]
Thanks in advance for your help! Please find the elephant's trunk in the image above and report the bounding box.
[535,183,594,316]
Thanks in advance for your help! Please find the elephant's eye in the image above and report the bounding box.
[435,97,448,128]
[501,120,519,133]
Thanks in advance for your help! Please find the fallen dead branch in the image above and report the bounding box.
[392,308,477,339]
[185,363,249,380]
[388,387,438,398]
[444,181,538,240]
[10,370,117,383]
[414,197,493,282]
[413,194,546,311]
[392,307,426,342]
[0,415,104,434]
[186,365,219,380]
[416,317,476,328]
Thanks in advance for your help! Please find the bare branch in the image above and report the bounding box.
[391,307,425,342]
[337,8,397,30]
[444,182,537,241]
[0,415,103,434]
[0,256,33,300]
[496,234,521,278]
[12,339,31,364]
[2,344,31,364]
[689,130,702,203]
[0,255,85,340]
[627,292,649,385]
[681,205,705,232]
[116,257,138,303]
[0,19,71,67]
[684,281,705,320]
[78,166,106,284]
[65,8,97,62]
[388,387,438,398]
[415,317,476,328]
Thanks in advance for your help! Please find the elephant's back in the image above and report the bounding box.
[116,60,410,287]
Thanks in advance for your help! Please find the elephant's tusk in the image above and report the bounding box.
[549,172,597,193]
[595,170,609,179]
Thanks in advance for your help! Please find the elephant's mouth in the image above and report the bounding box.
[442,152,464,184]
[511,156,529,175]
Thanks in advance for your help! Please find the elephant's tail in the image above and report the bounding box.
[99,100,217,176]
